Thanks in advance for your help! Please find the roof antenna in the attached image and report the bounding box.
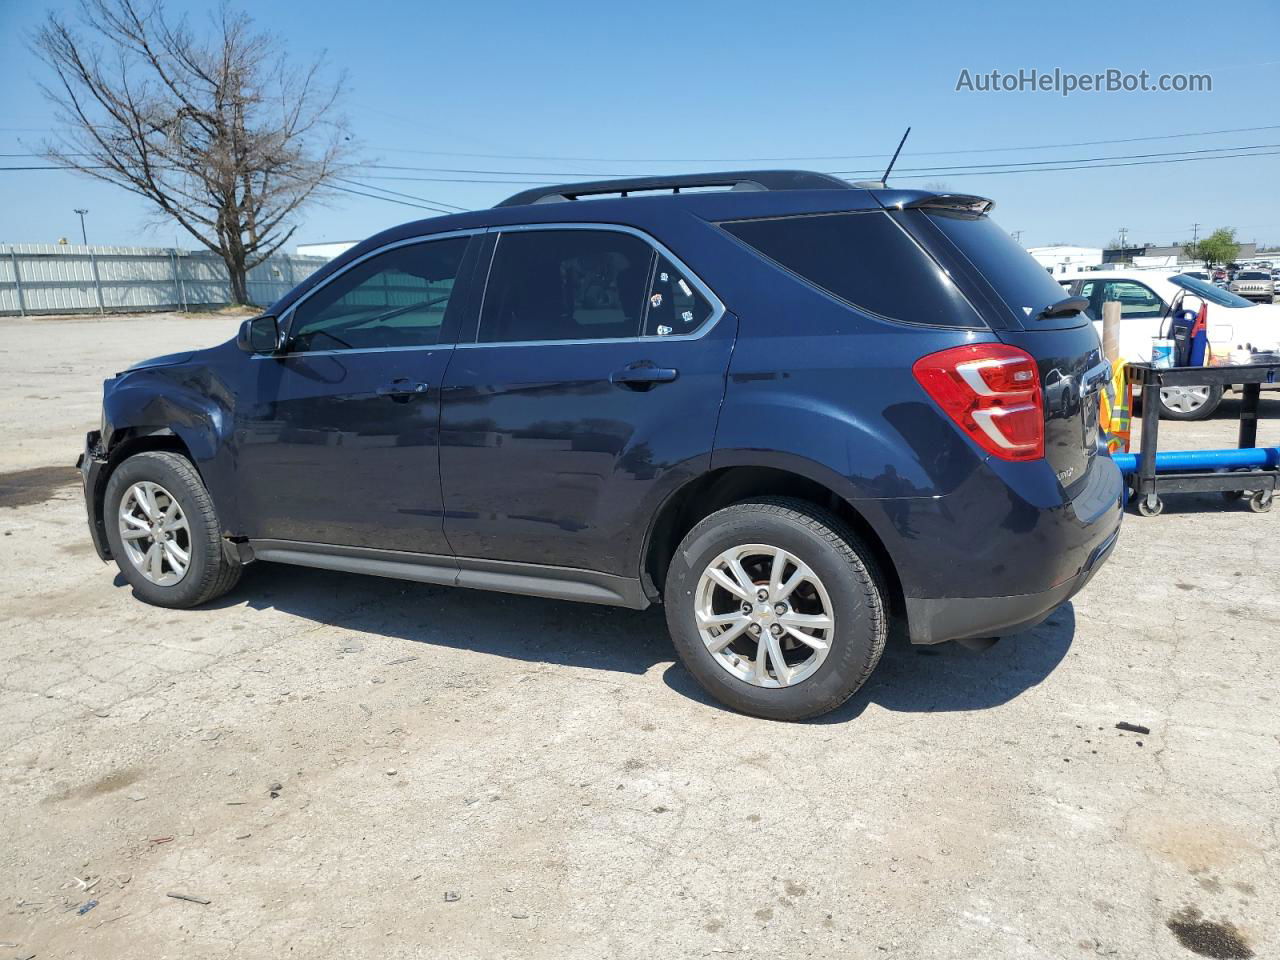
[881,127,911,185]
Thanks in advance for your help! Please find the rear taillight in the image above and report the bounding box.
[912,344,1044,461]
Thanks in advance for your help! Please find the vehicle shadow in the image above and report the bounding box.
[132,562,1075,721]
[662,604,1076,722]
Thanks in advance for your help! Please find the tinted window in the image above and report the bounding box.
[925,212,1080,325]
[644,255,713,336]
[1238,271,1270,280]
[721,211,980,327]
[479,230,653,343]
[1103,280,1164,318]
[289,238,468,352]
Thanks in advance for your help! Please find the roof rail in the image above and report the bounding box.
[494,169,855,208]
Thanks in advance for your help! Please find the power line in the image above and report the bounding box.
[333,176,466,213]
[827,141,1280,176]
[358,124,1280,163]
[9,123,1280,166]
[0,163,462,213]
[888,148,1280,179]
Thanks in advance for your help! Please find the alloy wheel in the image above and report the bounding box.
[117,480,192,586]
[694,543,834,688]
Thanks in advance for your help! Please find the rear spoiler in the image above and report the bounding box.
[905,194,995,217]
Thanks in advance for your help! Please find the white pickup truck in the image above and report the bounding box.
[1057,269,1280,419]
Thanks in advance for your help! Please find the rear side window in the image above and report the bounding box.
[721,211,981,327]
[479,229,654,343]
[925,212,1081,326]
[644,255,713,336]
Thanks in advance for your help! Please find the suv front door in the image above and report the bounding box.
[438,225,735,583]
[235,233,479,554]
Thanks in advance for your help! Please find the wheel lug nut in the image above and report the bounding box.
[748,623,762,636]
[741,602,752,614]
[769,623,783,636]
[756,588,769,601]
[774,603,787,615]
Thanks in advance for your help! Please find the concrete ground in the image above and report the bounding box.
[0,312,1276,960]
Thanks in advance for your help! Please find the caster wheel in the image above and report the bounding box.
[1136,495,1164,518]
[1248,492,1273,514]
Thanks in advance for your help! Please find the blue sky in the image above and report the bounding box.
[1,0,1277,251]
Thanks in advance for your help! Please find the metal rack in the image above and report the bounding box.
[1127,361,1280,516]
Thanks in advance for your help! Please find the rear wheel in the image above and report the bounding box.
[663,498,886,721]
[1157,383,1222,421]
[103,451,241,608]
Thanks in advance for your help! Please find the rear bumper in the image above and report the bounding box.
[905,521,1119,644]
[78,430,112,562]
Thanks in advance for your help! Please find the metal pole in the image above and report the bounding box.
[170,249,188,311]
[1238,382,1260,450]
[74,208,89,245]
[1137,368,1160,505]
[89,249,105,315]
[9,250,26,317]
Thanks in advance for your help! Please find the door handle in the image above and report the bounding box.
[377,379,430,402]
[610,362,679,391]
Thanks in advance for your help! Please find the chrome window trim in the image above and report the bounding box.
[274,229,483,356]
[459,221,726,349]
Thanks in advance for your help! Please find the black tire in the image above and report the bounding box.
[663,497,886,721]
[1156,383,1222,421]
[103,451,241,608]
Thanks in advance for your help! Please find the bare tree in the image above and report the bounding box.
[33,0,352,305]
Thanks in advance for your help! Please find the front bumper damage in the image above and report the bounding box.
[77,430,112,562]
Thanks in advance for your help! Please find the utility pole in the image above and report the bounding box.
[1191,222,1200,245]
[1011,230,1023,244]
[1118,226,1128,251]
[73,208,89,245]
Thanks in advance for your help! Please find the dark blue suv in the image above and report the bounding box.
[78,171,1122,720]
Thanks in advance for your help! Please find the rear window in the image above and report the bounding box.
[925,212,1083,327]
[721,211,982,328]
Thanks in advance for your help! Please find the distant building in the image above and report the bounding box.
[1027,245,1103,275]
[1103,241,1257,266]
[297,240,358,260]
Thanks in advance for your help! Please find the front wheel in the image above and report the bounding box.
[103,451,241,608]
[1157,383,1222,421]
[663,498,886,721]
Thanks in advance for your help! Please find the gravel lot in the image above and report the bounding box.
[1,312,1276,960]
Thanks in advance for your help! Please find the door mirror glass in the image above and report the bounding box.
[238,314,281,354]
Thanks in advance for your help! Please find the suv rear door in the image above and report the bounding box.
[438,225,735,582]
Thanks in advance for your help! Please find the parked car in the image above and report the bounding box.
[1229,270,1276,302]
[1212,268,1228,283]
[78,171,1122,721]
[1179,270,1210,282]
[1058,268,1280,418]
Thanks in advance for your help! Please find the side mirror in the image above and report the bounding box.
[237,314,282,354]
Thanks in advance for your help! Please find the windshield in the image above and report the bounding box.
[1170,273,1257,308]
[1238,271,1270,280]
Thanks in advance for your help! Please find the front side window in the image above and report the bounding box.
[288,237,468,352]
[644,255,713,336]
[1103,280,1164,319]
[479,230,654,343]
